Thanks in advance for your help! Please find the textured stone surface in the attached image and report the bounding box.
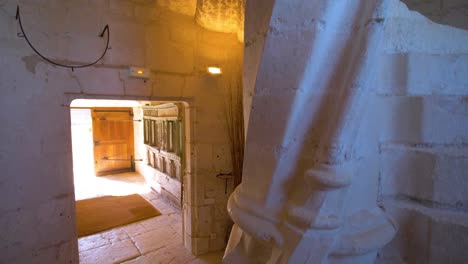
[79,239,141,264]
[374,1,468,262]
[195,0,244,36]
[131,225,178,254]
[378,198,468,264]
[225,0,468,263]
[378,53,468,95]
[2,0,468,263]
[153,0,244,41]
[0,1,242,262]
[78,229,130,252]
[381,144,468,209]
[374,96,468,144]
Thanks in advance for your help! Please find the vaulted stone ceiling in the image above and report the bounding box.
[155,0,245,41]
[155,0,197,16]
[195,0,245,41]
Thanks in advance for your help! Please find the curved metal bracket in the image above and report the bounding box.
[15,5,110,71]
[216,172,233,194]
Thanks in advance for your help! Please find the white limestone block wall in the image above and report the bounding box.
[374,1,468,263]
[0,0,242,263]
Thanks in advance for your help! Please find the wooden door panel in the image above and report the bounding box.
[92,107,134,176]
[94,143,130,174]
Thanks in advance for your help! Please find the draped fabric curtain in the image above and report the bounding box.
[224,69,245,188]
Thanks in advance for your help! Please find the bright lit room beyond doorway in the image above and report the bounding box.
[70,99,222,264]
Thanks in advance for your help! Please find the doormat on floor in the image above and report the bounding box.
[76,194,161,237]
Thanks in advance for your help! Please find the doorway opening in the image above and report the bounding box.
[70,99,192,263]
[71,99,148,200]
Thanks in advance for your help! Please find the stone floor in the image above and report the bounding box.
[75,173,224,264]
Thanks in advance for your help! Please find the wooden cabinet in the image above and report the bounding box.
[142,104,183,181]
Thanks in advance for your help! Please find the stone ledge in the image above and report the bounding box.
[382,196,468,226]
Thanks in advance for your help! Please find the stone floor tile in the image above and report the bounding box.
[79,239,141,264]
[125,244,197,264]
[139,215,175,230]
[79,228,130,252]
[120,255,149,264]
[155,204,178,215]
[120,222,149,238]
[120,215,178,238]
[131,225,179,254]
[169,212,182,222]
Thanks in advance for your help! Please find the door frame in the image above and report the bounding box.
[68,97,193,253]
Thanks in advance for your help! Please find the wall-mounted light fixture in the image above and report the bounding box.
[207,66,222,75]
[129,66,150,79]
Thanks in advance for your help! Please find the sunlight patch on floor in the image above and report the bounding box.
[74,172,152,201]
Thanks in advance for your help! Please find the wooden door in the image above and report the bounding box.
[92,107,135,176]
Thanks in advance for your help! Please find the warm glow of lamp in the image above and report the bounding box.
[128,66,150,79]
[207,66,222,75]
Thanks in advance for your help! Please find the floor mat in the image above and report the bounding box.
[76,194,160,237]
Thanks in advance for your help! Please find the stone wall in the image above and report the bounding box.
[375,1,468,263]
[226,0,468,263]
[227,0,397,262]
[0,0,242,263]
